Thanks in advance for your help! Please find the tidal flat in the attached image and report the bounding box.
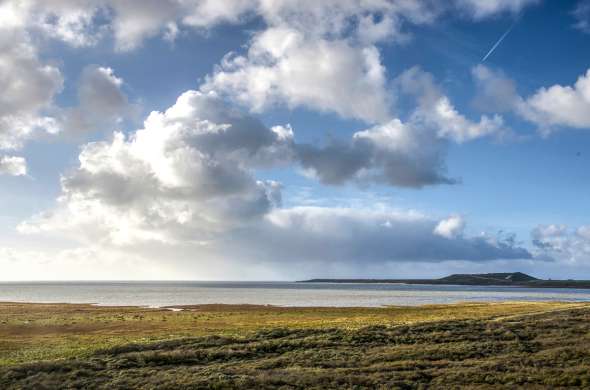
[1,301,590,388]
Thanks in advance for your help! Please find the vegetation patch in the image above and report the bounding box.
[1,302,589,388]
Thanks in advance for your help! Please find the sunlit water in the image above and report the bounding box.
[2,281,590,307]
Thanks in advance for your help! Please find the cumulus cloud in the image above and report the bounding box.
[60,65,137,137]
[0,39,133,170]
[296,118,454,188]
[18,87,532,270]
[0,0,235,51]
[292,66,507,188]
[0,156,27,176]
[434,215,465,239]
[5,0,548,279]
[19,90,290,245]
[0,33,61,121]
[181,0,255,28]
[399,67,507,142]
[29,0,108,47]
[532,224,590,264]
[107,0,187,51]
[0,0,543,64]
[202,27,392,123]
[0,1,536,140]
[18,0,434,51]
[198,1,535,124]
[198,2,465,124]
[5,0,256,52]
[2,0,542,53]
[5,0,167,51]
[205,65,503,190]
[518,69,590,133]
[454,0,539,19]
[0,23,63,151]
[472,65,590,135]
[255,0,439,40]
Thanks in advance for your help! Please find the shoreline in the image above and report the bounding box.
[1,298,590,310]
[0,299,590,311]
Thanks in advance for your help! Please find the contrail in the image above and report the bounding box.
[481,21,517,62]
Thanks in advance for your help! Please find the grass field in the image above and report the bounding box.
[1,301,590,388]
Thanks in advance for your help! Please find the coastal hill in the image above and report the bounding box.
[439,272,538,285]
[300,272,590,289]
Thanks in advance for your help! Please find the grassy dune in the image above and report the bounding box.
[1,302,589,388]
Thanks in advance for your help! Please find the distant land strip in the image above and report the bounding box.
[299,272,590,289]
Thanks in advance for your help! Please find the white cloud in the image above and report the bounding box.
[454,0,539,19]
[0,33,61,120]
[434,215,465,239]
[472,65,590,134]
[3,0,552,279]
[572,0,590,33]
[197,1,453,124]
[1,0,542,52]
[4,0,256,52]
[7,0,180,51]
[532,224,590,264]
[255,0,439,42]
[107,0,255,51]
[17,87,532,272]
[182,0,255,28]
[32,0,107,47]
[199,2,442,123]
[107,0,184,51]
[0,0,536,141]
[293,67,508,188]
[518,69,590,133]
[202,26,392,123]
[0,156,27,176]
[19,90,290,245]
[399,67,507,143]
[426,96,506,142]
[0,25,63,151]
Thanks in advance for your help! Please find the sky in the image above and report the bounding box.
[1,0,590,281]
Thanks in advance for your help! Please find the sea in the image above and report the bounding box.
[1,281,590,307]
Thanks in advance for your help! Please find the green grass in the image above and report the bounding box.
[1,302,589,388]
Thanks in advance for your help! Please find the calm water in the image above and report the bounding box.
[1,281,590,307]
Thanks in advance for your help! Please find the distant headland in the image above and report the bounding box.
[299,272,590,289]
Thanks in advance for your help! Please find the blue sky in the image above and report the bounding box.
[1,0,590,280]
